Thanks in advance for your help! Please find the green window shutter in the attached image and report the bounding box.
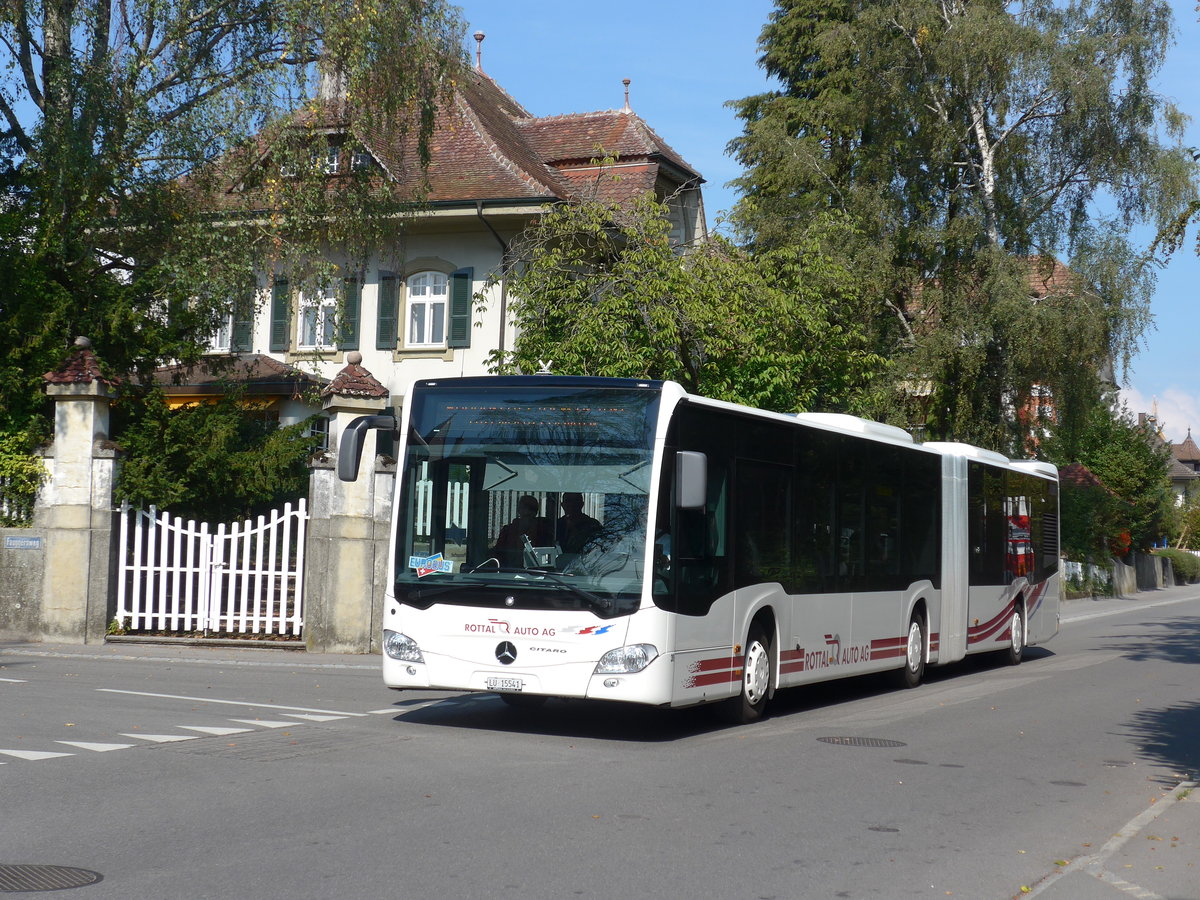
[340,275,361,350]
[269,277,291,352]
[231,281,254,352]
[377,274,398,350]
[447,267,474,349]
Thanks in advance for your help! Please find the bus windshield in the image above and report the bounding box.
[395,383,661,618]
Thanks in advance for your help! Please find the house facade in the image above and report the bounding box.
[161,65,706,426]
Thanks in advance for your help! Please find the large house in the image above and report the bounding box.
[157,56,706,428]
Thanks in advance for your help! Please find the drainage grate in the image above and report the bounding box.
[817,736,907,748]
[0,865,102,893]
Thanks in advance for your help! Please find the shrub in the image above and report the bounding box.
[1153,548,1200,583]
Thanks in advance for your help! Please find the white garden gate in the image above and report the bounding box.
[115,501,308,638]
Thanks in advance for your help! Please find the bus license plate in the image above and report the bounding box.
[486,677,524,692]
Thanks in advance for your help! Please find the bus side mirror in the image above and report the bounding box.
[337,415,400,482]
[676,451,707,510]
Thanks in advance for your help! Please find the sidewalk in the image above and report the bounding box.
[1027,785,1199,899]
[1059,580,1200,624]
[1028,583,1200,898]
[0,636,376,670]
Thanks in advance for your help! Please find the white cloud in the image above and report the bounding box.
[1119,385,1200,444]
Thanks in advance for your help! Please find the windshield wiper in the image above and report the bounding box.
[525,570,614,613]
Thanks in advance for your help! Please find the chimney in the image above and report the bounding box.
[474,31,485,71]
[621,78,632,114]
[317,59,348,102]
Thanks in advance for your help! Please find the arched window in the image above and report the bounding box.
[406,271,449,347]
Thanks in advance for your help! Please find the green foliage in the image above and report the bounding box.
[1045,401,1175,553]
[492,190,887,413]
[0,0,465,438]
[1153,548,1200,584]
[1058,478,1127,563]
[730,0,1198,448]
[113,389,320,521]
[0,432,47,526]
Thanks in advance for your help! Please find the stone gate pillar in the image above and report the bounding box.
[304,352,393,653]
[36,337,120,643]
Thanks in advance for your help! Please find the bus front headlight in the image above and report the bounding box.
[383,630,424,663]
[594,644,658,674]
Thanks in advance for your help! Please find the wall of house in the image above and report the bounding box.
[239,221,518,403]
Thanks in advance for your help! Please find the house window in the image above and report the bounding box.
[298,294,338,349]
[407,271,449,347]
[305,415,330,451]
[311,144,339,174]
[211,314,233,353]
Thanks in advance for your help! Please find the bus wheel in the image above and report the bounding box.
[894,614,926,689]
[1004,604,1025,666]
[725,623,772,724]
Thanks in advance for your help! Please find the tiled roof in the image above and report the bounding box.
[1172,431,1200,464]
[1026,256,1077,297]
[322,356,389,400]
[1059,462,1111,492]
[1167,457,1199,480]
[43,338,120,388]
[153,354,326,398]
[206,69,701,210]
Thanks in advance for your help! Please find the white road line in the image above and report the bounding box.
[1025,781,1198,898]
[281,713,347,722]
[228,719,304,729]
[178,726,253,736]
[119,733,198,743]
[97,688,366,717]
[55,741,135,752]
[0,748,75,760]
[0,677,27,683]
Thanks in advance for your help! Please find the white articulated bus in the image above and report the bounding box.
[339,376,1060,723]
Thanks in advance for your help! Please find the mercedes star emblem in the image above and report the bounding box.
[495,641,517,665]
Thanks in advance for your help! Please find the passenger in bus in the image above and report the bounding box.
[557,492,602,554]
[491,495,554,566]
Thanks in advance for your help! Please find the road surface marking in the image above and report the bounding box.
[97,688,366,717]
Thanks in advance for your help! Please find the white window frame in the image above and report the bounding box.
[210,312,234,353]
[298,294,338,350]
[406,271,449,347]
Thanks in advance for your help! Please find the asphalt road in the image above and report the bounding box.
[2,588,1199,899]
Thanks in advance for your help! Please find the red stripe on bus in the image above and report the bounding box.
[687,669,743,688]
[688,656,742,673]
[967,602,1014,643]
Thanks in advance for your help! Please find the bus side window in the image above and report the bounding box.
[672,406,733,615]
[795,431,836,593]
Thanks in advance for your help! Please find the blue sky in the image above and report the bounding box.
[455,0,1200,442]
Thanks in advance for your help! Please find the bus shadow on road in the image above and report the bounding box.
[386,693,728,741]
[383,649,1044,741]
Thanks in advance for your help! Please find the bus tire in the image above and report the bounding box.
[724,622,772,724]
[894,613,926,689]
[1004,602,1025,666]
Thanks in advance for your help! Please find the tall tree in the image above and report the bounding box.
[730,0,1197,451]
[0,0,465,437]
[494,192,887,414]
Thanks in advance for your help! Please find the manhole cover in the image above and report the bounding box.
[818,736,907,748]
[0,865,102,892]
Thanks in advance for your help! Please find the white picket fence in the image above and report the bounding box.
[115,501,308,637]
